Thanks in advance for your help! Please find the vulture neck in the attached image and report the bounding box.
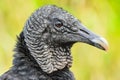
[13,32,73,74]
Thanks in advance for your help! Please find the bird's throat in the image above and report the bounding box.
[29,42,73,74]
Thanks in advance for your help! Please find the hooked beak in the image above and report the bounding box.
[76,23,109,51]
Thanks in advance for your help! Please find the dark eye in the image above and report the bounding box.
[55,21,63,28]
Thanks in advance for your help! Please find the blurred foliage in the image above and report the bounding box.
[0,0,120,80]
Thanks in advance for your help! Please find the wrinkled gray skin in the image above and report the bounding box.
[0,5,105,80]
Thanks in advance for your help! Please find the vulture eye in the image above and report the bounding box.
[55,20,63,28]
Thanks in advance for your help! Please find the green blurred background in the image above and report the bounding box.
[0,0,120,80]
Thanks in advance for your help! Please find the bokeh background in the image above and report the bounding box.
[0,0,120,80]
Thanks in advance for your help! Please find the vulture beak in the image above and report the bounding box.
[76,23,109,51]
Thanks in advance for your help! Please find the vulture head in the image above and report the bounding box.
[23,5,108,73]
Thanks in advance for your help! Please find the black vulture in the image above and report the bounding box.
[0,5,108,80]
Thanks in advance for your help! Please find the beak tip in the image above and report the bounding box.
[91,37,109,51]
[100,37,109,51]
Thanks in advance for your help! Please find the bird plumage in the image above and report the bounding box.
[0,5,108,80]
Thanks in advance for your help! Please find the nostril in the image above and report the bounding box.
[80,29,89,35]
[71,27,78,31]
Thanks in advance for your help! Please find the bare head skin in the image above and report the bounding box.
[23,5,108,73]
